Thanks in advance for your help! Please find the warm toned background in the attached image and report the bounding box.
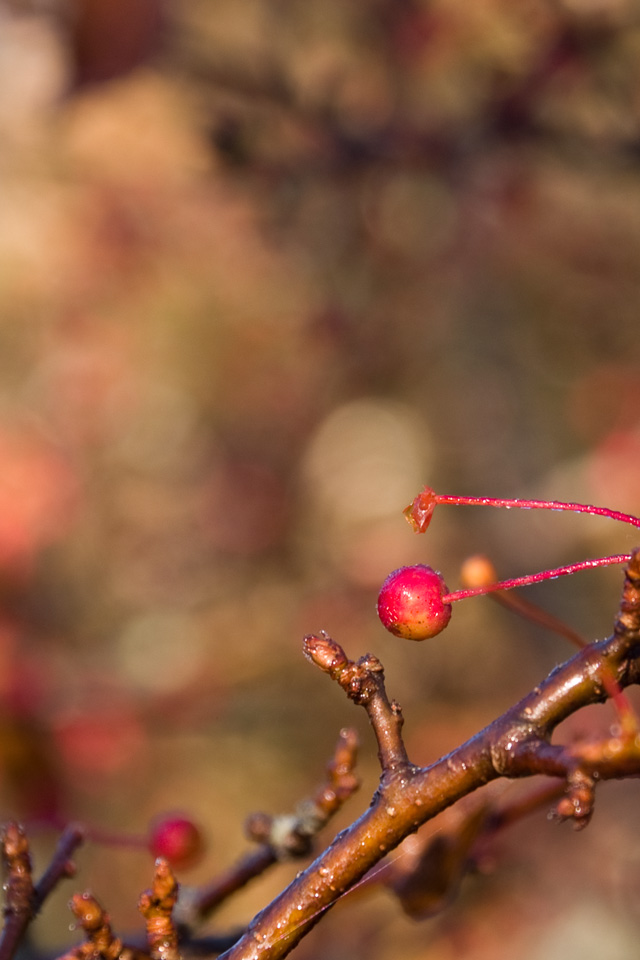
[1,1,640,957]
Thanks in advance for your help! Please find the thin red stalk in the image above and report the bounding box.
[443,554,632,603]
[434,494,640,529]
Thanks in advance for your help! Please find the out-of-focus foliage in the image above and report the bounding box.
[1,0,640,956]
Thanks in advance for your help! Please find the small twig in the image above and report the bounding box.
[182,848,277,930]
[482,779,566,833]
[303,634,409,776]
[60,892,126,960]
[0,823,34,960]
[34,823,86,911]
[139,859,181,960]
[245,727,360,859]
[1,823,86,960]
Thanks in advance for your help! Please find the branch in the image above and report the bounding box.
[34,824,86,910]
[62,893,125,960]
[139,860,180,960]
[0,824,34,960]
[303,636,409,774]
[217,549,640,960]
[0,823,85,960]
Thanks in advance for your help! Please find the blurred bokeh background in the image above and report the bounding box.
[1,0,640,957]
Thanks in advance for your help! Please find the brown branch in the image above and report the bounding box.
[217,549,640,960]
[57,891,147,960]
[614,548,640,639]
[0,822,86,960]
[0,823,34,960]
[34,823,85,911]
[182,847,277,931]
[303,634,409,775]
[62,893,126,960]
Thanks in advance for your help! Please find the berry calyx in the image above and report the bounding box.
[377,564,452,640]
[148,815,205,870]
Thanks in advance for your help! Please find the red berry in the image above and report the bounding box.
[148,815,205,870]
[377,564,452,640]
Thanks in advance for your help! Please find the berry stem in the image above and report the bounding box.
[434,494,640,529]
[443,553,633,603]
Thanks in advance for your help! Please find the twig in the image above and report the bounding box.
[139,859,181,960]
[60,893,125,960]
[34,824,86,911]
[303,636,408,775]
[0,823,34,960]
[1,823,85,960]
[181,848,277,930]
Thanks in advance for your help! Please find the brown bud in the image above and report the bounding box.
[303,634,348,674]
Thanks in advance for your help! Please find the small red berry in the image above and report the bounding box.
[148,815,205,870]
[377,564,452,640]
